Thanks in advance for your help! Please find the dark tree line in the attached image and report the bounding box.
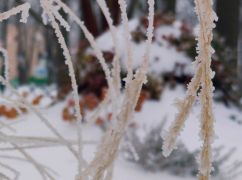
[216,0,240,48]
[1,0,242,95]
[238,0,242,94]
[79,0,177,37]
[215,0,242,94]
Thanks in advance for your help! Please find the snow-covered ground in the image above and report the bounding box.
[0,15,239,180]
[0,86,242,180]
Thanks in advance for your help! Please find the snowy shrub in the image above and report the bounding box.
[124,121,199,175]
[124,122,242,179]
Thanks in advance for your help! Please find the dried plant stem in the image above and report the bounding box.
[162,0,217,179]
[46,3,119,172]
[0,78,80,161]
[85,94,111,127]
[0,162,20,180]
[0,172,11,180]
[54,0,114,91]
[97,0,121,126]
[0,5,55,179]
[118,0,133,83]
[0,1,160,179]
[0,120,16,133]
[97,0,121,93]
[0,3,30,23]
[78,1,154,179]
[0,155,57,176]
[0,140,96,151]
[0,134,75,145]
[40,0,85,173]
[104,163,114,180]
[0,132,54,180]
[163,65,202,157]
[195,0,217,179]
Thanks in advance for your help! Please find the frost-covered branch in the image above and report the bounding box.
[0,162,20,180]
[195,0,217,179]
[118,0,134,83]
[97,0,121,93]
[0,132,55,180]
[96,0,122,128]
[53,0,114,91]
[78,1,154,179]
[0,3,30,23]
[0,77,81,168]
[162,65,202,157]
[40,0,85,173]
[0,172,11,180]
[162,0,217,179]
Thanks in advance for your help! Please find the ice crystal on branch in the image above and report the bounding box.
[77,0,154,179]
[162,0,217,179]
[2,0,224,179]
[0,3,30,23]
[0,0,155,179]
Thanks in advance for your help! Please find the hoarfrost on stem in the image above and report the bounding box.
[0,0,155,179]
[162,0,217,179]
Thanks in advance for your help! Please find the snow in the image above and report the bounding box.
[1,86,56,108]
[0,13,240,180]
[1,86,242,179]
[95,20,193,75]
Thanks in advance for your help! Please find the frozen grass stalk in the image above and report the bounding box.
[195,0,218,179]
[0,3,30,23]
[0,2,82,178]
[1,0,221,179]
[40,0,85,174]
[118,0,134,83]
[162,0,217,180]
[77,1,154,179]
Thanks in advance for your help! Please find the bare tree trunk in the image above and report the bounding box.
[216,0,239,47]
[238,0,242,95]
[101,0,120,32]
[0,1,8,47]
[0,1,8,90]
[163,0,176,14]
[108,0,120,25]
[53,0,72,96]
[80,0,99,37]
[127,1,137,18]
[17,24,29,84]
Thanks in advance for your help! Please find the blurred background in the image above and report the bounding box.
[0,0,242,180]
[0,0,240,100]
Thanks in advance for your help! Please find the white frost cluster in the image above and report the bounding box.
[162,0,217,179]
[0,0,155,179]
[0,3,30,23]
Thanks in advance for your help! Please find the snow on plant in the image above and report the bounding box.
[77,0,154,179]
[126,122,242,180]
[0,4,58,179]
[0,3,30,23]
[162,0,217,180]
[0,0,155,179]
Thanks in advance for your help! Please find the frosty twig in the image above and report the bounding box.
[78,1,154,179]
[0,3,30,23]
[162,0,217,179]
